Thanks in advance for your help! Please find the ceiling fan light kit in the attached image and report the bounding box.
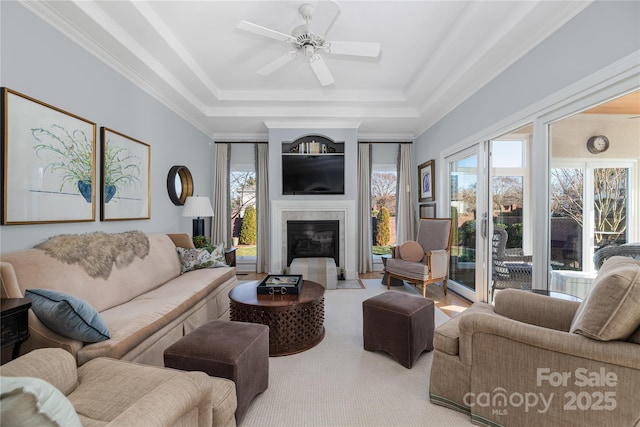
[237,1,381,86]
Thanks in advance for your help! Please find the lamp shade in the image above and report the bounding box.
[182,196,214,218]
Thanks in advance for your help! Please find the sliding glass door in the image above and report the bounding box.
[446,124,532,303]
[488,125,532,300]
[446,144,488,302]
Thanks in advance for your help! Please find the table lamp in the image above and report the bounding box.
[182,196,214,237]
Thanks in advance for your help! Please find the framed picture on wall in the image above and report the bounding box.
[1,87,97,224]
[418,159,435,202]
[100,127,150,221]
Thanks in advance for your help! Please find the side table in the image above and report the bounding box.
[381,256,404,287]
[225,247,237,267]
[1,298,32,361]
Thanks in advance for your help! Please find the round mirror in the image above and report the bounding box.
[167,165,193,205]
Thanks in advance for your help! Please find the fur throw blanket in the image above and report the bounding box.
[35,231,150,279]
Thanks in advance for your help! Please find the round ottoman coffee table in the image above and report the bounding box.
[229,280,325,356]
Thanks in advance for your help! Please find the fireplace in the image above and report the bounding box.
[270,200,356,280]
[286,220,339,266]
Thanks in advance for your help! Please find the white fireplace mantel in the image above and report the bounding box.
[270,200,357,280]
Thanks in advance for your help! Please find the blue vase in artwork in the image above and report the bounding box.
[105,185,117,203]
[77,180,92,203]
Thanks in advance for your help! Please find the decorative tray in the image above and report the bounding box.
[257,275,303,295]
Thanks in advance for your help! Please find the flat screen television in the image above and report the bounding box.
[282,155,344,195]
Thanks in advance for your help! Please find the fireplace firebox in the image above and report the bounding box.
[286,220,339,267]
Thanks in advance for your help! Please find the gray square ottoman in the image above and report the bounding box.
[362,291,435,368]
[164,320,269,424]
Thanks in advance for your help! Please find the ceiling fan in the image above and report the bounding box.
[237,1,381,86]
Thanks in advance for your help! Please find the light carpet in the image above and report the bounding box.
[239,279,472,427]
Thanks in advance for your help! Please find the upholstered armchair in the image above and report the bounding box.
[429,256,640,426]
[384,218,453,297]
[1,348,238,426]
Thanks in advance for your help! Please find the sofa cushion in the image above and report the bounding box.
[0,376,81,426]
[2,234,182,313]
[570,256,640,341]
[385,258,429,281]
[399,241,424,262]
[25,289,110,343]
[176,248,215,273]
[77,267,236,364]
[167,233,196,249]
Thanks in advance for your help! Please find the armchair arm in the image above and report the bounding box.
[0,348,78,395]
[427,249,449,278]
[390,246,398,259]
[106,371,214,427]
[458,312,640,370]
[494,289,580,331]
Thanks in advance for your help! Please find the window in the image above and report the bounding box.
[371,169,397,256]
[550,161,631,272]
[548,90,639,299]
[371,144,398,257]
[491,138,529,255]
[230,144,256,258]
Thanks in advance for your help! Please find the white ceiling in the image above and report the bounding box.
[23,1,591,140]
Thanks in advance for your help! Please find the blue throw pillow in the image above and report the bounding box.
[25,289,110,343]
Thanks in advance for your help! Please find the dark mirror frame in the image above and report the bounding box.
[167,165,193,205]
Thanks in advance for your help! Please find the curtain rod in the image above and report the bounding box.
[214,141,411,144]
[214,141,267,144]
[359,141,413,144]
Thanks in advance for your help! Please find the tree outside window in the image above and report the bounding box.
[230,170,256,256]
[371,171,396,255]
[550,166,628,270]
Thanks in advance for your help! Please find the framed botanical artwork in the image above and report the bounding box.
[1,87,97,224]
[418,159,435,202]
[100,127,150,221]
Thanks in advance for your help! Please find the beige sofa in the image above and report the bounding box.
[1,347,237,426]
[0,232,238,367]
[430,256,640,426]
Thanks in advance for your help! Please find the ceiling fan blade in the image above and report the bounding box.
[307,0,340,37]
[309,54,334,86]
[237,20,295,43]
[257,51,298,76]
[325,41,381,57]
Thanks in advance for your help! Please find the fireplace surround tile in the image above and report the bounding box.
[270,200,356,280]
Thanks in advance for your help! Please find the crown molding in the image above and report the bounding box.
[263,120,362,130]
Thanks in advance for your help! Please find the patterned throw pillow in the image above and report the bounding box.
[176,247,214,274]
[209,242,228,267]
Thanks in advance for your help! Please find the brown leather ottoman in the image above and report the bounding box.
[362,291,434,368]
[164,320,269,423]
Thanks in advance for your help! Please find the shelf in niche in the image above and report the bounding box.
[282,152,343,156]
[282,135,344,155]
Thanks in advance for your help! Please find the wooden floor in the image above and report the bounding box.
[237,271,471,318]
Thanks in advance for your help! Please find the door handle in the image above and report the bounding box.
[481,213,488,239]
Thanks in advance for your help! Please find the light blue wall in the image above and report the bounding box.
[0,1,213,253]
[414,0,640,179]
[3,0,638,253]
